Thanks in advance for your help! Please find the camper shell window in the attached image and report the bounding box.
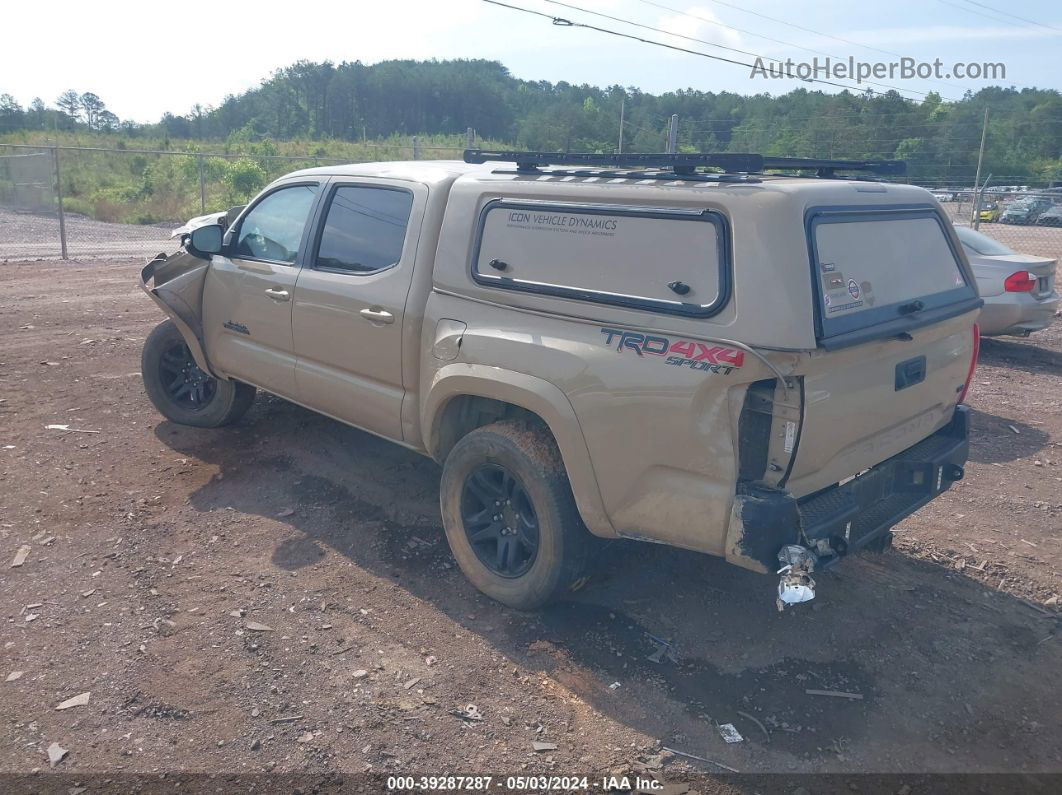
[807,205,980,347]
[471,200,730,317]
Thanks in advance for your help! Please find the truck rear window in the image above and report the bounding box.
[808,208,977,342]
[472,200,729,317]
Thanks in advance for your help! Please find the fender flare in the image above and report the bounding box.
[422,364,616,538]
[139,254,219,378]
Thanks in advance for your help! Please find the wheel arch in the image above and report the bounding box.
[422,365,615,538]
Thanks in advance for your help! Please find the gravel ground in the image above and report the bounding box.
[0,259,1059,792]
[0,208,174,262]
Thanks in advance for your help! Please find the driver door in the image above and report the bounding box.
[202,181,321,400]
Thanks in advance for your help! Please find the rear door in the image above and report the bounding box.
[784,206,981,497]
[291,180,424,439]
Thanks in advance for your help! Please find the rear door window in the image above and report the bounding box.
[472,200,729,317]
[809,208,977,342]
[314,185,414,274]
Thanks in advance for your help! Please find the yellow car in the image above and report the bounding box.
[978,202,1001,222]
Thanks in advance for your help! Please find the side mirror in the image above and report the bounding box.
[188,224,224,258]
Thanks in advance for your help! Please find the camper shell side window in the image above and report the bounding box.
[470,199,731,318]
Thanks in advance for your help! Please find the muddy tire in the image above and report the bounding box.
[440,421,591,610]
[141,320,255,428]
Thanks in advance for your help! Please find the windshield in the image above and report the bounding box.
[953,224,1015,256]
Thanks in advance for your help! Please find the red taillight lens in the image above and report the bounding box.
[1004,271,1037,292]
[958,324,979,404]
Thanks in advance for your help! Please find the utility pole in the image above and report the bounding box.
[466,127,475,150]
[667,114,679,154]
[617,96,625,154]
[412,136,420,160]
[971,107,989,225]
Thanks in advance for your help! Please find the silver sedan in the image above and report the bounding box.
[954,225,1058,337]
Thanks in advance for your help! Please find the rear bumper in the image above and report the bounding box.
[727,405,969,573]
[799,404,969,561]
[979,292,1059,337]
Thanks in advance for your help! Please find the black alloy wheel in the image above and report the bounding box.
[460,463,539,578]
[157,340,217,410]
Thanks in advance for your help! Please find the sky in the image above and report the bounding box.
[2,0,1060,122]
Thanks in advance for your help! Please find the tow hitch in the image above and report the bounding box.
[776,544,817,611]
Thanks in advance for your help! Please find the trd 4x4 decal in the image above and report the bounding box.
[600,328,744,374]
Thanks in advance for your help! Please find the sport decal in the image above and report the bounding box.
[600,328,744,375]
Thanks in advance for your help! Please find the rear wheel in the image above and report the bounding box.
[440,421,590,609]
[142,320,255,428]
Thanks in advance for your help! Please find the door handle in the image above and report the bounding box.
[264,287,290,301]
[360,307,395,324]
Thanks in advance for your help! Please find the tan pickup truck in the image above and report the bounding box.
[140,151,981,609]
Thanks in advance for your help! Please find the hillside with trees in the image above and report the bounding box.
[3,58,1061,186]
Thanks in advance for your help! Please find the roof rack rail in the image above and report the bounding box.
[464,149,764,174]
[761,156,906,177]
[463,149,906,179]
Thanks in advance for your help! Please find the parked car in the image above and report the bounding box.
[138,151,979,610]
[954,225,1058,337]
[1000,198,1052,224]
[978,202,1001,222]
[1034,205,1062,227]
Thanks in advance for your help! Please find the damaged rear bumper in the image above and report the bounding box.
[727,404,969,573]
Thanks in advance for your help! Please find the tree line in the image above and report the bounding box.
[3,58,1061,184]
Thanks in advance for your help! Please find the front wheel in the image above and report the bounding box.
[440,421,590,609]
[141,320,255,428]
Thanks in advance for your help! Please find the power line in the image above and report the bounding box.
[637,0,904,61]
[936,0,1028,27]
[946,0,1062,32]
[634,0,1002,94]
[480,0,941,101]
[541,0,940,99]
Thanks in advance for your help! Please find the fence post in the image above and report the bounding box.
[52,147,68,260]
[197,154,206,214]
[412,136,420,160]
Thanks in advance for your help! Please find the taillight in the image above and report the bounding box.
[958,324,979,404]
[1004,271,1037,292]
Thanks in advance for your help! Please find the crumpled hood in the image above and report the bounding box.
[171,211,227,239]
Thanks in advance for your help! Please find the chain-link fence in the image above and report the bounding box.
[3,141,1062,265]
[937,189,1062,262]
[0,140,441,261]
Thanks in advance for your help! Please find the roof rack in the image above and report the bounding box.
[761,156,906,177]
[462,149,906,179]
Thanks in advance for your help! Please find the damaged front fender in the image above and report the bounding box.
[139,251,218,378]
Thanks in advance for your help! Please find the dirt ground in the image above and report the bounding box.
[1,259,1060,790]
